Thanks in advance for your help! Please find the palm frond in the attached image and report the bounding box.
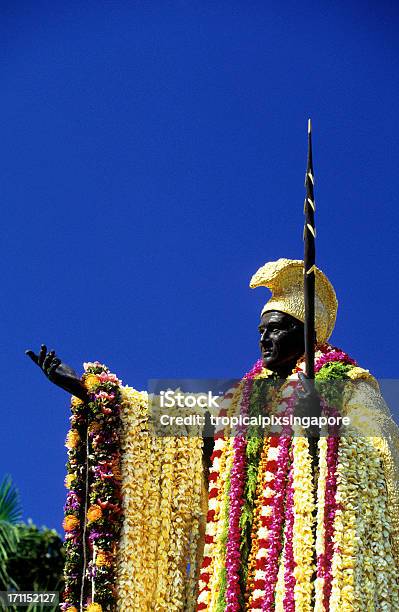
[0,476,22,524]
[0,476,22,590]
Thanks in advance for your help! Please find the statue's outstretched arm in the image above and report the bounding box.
[25,344,88,402]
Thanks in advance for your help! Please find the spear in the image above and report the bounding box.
[303,118,316,379]
[303,119,319,603]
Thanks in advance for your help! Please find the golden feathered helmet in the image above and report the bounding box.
[250,258,338,343]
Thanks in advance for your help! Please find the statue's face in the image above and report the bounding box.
[258,310,305,372]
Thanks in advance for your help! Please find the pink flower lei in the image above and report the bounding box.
[225,360,264,611]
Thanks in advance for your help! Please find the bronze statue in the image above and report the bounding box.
[22,122,399,610]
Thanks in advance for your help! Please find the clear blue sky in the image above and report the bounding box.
[1,1,399,531]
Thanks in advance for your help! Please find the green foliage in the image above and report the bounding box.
[0,476,64,611]
[315,362,353,408]
[315,361,353,381]
[7,521,64,593]
[0,475,21,590]
[0,476,22,525]
[215,472,230,612]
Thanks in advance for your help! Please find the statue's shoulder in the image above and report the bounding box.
[332,350,384,416]
[345,366,379,389]
[316,342,379,391]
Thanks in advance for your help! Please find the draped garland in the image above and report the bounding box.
[60,348,399,611]
[196,344,399,612]
[115,386,204,611]
[62,365,206,612]
[62,362,123,612]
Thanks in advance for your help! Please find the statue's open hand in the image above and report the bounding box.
[25,344,87,401]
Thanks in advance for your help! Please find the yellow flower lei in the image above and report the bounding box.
[370,436,399,592]
[292,435,315,611]
[356,437,399,609]
[116,387,148,610]
[330,434,399,611]
[115,386,204,611]
[167,434,198,609]
[154,435,176,609]
[330,436,357,611]
[184,435,205,611]
[313,433,399,611]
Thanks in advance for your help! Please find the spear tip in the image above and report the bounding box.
[308,118,312,134]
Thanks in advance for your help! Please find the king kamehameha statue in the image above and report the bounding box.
[26,123,399,612]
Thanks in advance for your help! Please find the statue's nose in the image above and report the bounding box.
[260,329,269,344]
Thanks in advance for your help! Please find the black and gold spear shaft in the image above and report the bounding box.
[302,119,319,465]
[303,118,316,380]
[303,119,320,601]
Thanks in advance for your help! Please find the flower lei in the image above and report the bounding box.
[64,370,205,612]
[281,446,295,612]
[197,343,399,611]
[259,394,295,611]
[248,436,280,611]
[114,386,152,610]
[244,435,270,609]
[226,363,264,611]
[62,362,123,612]
[198,385,241,611]
[115,386,204,611]
[240,378,278,591]
[60,348,399,611]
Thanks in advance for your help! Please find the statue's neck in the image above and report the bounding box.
[271,365,295,380]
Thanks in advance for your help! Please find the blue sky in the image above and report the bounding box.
[1,1,399,530]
